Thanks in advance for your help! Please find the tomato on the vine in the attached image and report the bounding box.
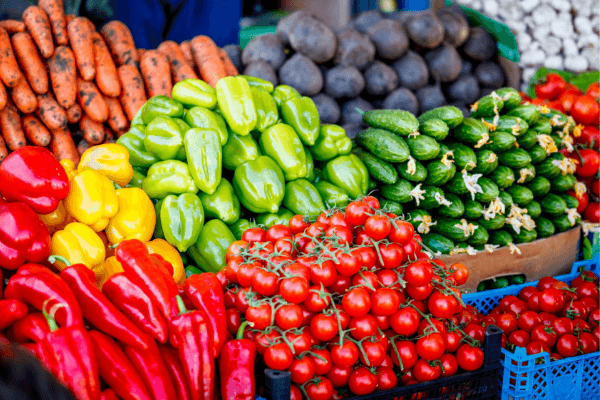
[508,330,531,347]
[456,344,484,371]
[571,95,600,125]
[413,359,441,382]
[377,242,404,269]
[575,149,600,178]
[349,314,378,340]
[305,377,334,400]
[326,365,353,388]
[539,288,565,314]
[535,73,566,100]
[364,215,392,240]
[584,202,600,223]
[387,220,414,245]
[345,201,372,226]
[263,342,293,371]
[556,334,579,357]
[370,287,402,316]
[376,367,398,391]
[405,260,433,287]
[428,291,458,320]
[289,215,310,235]
[349,367,377,396]
[275,304,303,330]
[518,311,543,333]
[358,340,386,367]
[289,357,315,385]
[450,263,469,286]
[531,324,558,348]
[416,332,445,361]
[329,339,359,368]
[309,348,332,375]
[566,189,589,213]
[390,307,421,336]
[310,313,338,342]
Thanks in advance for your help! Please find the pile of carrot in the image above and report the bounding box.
[0,0,238,164]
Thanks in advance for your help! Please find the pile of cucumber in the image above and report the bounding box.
[353,87,582,255]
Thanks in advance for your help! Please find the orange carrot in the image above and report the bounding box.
[0,28,25,88]
[76,78,108,122]
[66,103,82,124]
[39,0,67,45]
[65,14,75,25]
[137,49,146,57]
[179,41,195,69]
[11,78,38,113]
[22,113,51,146]
[104,96,128,133]
[22,6,54,58]
[0,101,27,150]
[140,50,172,98]
[49,46,77,108]
[0,134,7,161]
[219,48,239,77]
[0,80,6,110]
[80,114,105,145]
[36,92,67,130]
[0,20,26,34]
[11,32,49,94]
[191,35,227,88]
[67,17,95,81]
[77,137,90,155]
[117,65,147,121]
[103,126,116,143]
[158,41,198,83]
[51,125,79,164]
[92,32,120,97]
[100,21,139,68]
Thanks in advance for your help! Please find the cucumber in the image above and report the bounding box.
[494,87,521,110]
[368,179,377,191]
[524,199,542,218]
[516,130,538,149]
[356,128,410,162]
[553,214,580,232]
[528,145,547,164]
[380,199,403,215]
[481,131,517,152]
[498,190,513,208]
[479,213,505,230]
[475,178,500,203]
[498,147,532,168]
[516,164,536,184]
[353,147,398,185]
[470,94,504,119]
[381,179,414,203]
[473,150,498,175]
[559,194,579,209]
[418,106,464,128]
[407,209,431,232]
[528,116,552,135]
[452,118,491,146]
[485,116,528,135]
[422,234,455,255]
[507,226,538,243]
[535,217,556,238]
[537,153,564,179]
[540,109,569,131]
[505,185,534,205]
[506,104,540,126]
[419,186,447,210]
[437,143,451,158]
[362,109,420,136]
[424,160,456,186]
[551,174,577,193]
[527,176,551,197]
[464,200,485,219]
[550,134,562,149]
[447,142,477,172]
[489,230,513,246]
[541,193,567,216]
[433,218,473,242]
[490,165,515,189]
[468,225,489,246]
[406,135,441,160]
[419,119,449,141]
[437,193,464,218]
[398,159,428,182]
[445,174,469,195]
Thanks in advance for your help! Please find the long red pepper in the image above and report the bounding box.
[99,389,119,400]
[0,299,29,330]
[16,263,60,277]
[102,272,168,343]
[88,330,151,400]
[124,337,178,400]
[159,345,192,400]
[183,273,227,357]
[6,312,50,343]
[60,262,149,349]
[219,322,257,400]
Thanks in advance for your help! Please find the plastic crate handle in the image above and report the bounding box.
[263,369,291,400]
[484,324,503,368]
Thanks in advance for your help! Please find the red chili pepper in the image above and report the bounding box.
[0,299,29,330]
[36,302,100,400]
[159,345,192,400]
[169,295,215,400]
[102,272,168,344]
[100,389,119,400]
[183,273,227,358]
[6,312,50,343]
[89,330,151,400]
[0,147,70,214]
[116,239,178,319]
[0,202,51,270]
[219,322,257,400]
[124,338,178,400]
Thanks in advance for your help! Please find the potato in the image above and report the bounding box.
[383,88,419,115]
[475,62,505,89]
[277,10,312,47]
[325,65,365,99]
[311,93,341,124]
[341,124,363,139]
[223,44,242,71]
[241,34,286,70]
[279,53,323,96]
[244,60,278,87]
[342,97,373,126]
[367,20,409,60]
[334,29,376,71]
[417,85,447,113]
[462,27,496,62]
[351,10,383,33]
[424,44,462,82]
[460,60,473,76]
[446,74,480,104]
[364,61,398,96]
[436,7,470,47]
[480,87,498,97]
[392,51,429,91]
[406,11,445,49]
[289,16,337,63]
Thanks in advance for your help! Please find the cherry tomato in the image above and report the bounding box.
[539,288,566,314]
[535,73,566,100]
[329,339,359,368]
[309,348,332,376]
[334,251,362,277]
[310,313,338,342]
[506,299,528,318]
[413,359,441,382]
[359,340,386,367]
[508,330,531,347]
[345,201,372,226]
[266,224,292,243]
[571,95,600,125]
[376,269,402,289]
[390,307,421,336]
[450,263,469,286]
[402,240,421,263]
[252,269,279,296]
[326,365,353,388]
[499,295,519,311]
[351,271,380,293]
[578,332,599,354]
[584,202,600,223]
[275,304,303,330]
[526,341,551,356]
[305,377,334,400]
[280,276,310,304]
[444,331,463,353]
[552,317,575,336]
[527,293,542,313]
[405,283,433,300]
[305,222,328,238]
[575,149,600,178]
[286,328,312,354]
[303,285,331,313]
[236,261,260,288]
[562,300,589,321]
[235,288,262,314]
[289,215,310,235]
[264,342,293,370]
[416,332,445,361]
[496,313,519,335]
[428,291,458,319]
[440,353,459,378]
[405,261,433,287]
[456,344,484,371]
[377,242,404,269]
[289,357,315,385]
[518,311,543,333]
[370,287,402,316]
[329,212,350,228]
[246,303,273,330]
[242,227,267,242]
[388,220,415,245]
[349,314,377,340]
[349,367,377,396]
[364,215,392,240]
[376,367,398,391]
[531,324,558,348]
[342,288,372,318]
[557,334,579,358]
[325,225,353,246]
[464,323,486,343]
[517,287,539,303]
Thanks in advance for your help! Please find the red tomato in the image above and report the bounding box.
[527,293,542,313]
[584,202,600,223]
[539,312,558,326]
[305,222,328,238]
[329,212,350,229]
[574,125,600,150]
[402,240,421,263]
[508,330,531,347]
[506,299,529,318]
[586,82,600,100]
[235,287,263,314]
[559,91,579,113]
[246,303,273,330]
[376,367,398,391]
[531,324,558,348]
[440,353,459,378]
[362,195,380,210]
[444,331,463,353]
[557,334,579,358]
[416,333,445,361]
[551,317,575,336]
[242,227,267,242]
[305,377,334,400]
[289,215,310,235]
[226,308,242,335]
[286,328,312,354]
[370,288,402,316]
[345,201,372,226]
[571,95,600,125]
[325,225,353,246]
[589,309,600,328]
[566,189,589,213]
[499,295,519,311]
[326,365,353,388]
[519,286,540,302]
[351,270,380,294]
[428,291,457,320]
[275,304,303,330]
[578,332,599,354]
[334,251,362,277]
[289,357,315,385]
[280,276,310,305]
[377,242,404,269]
[264,343,293,370]
[537,277,559,291]
[518,311,543,333]
[290,385,302,400]
[526,341,551,356]
[310,314,338,342]
[254,330,281,355]
[327,274,352,295]
[388,220,415,245]
[413,359,441,382]
[358,340,386,367]
[266,224,292,243]
[570,270,599,288]
[539,288,566,314]
[405,260,434,287]
[342,288,372,318]
[349,314,377,340]
[252,269,280,297]
[349,367,377,396]
[236,262,260,288]
[450,263,469,286]
[390,307,421,336]
[309,348,332,376]
[405,283,433,300]
[575,149,600,178]
[310,261,338,287]
[364,215,392,240]
[330,339,359,368]
[418,318,446,336]
[303,285,331,313]
[456,344,484,371]
[496,313,519,335]
[464,323,486,343]
[535,73,566,100]
[562,300,589,321]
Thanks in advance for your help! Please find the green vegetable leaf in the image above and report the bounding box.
[569,72,600,93]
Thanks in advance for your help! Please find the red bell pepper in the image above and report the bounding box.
[0,299,29,330]
[219,322,257,400]
[100,389,119,400]
[16,263,59,277]
[0,146,70,214]
[20,342,39,357]
[60,262,149,350]
[89,330,151,400]
[159,345,192,400]
[183,273,227,357]
[0,202,51,270]
[169,295,215,400]
[6,312,51,343]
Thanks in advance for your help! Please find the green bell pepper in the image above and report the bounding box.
[313,168,324,183]
[199,178,240,225]
[255,208,294,227]
[172,79,217,109]
[305,148,315,182]
[259,123,307,181]
[184,106,228,145]
[311,124,353,161]
[314,181,350,208]
[216,76,257,136]
[323,154,369,199]
[184,128,222,195]
[241,75,274,93]
[222,131,261,171]
[272,85,300,108]
[117,125,159,168]
[173,118,191,160]
[141,95,184,124]
[142,160,198,198]
[283,179,325,217]
[185,265,204,278]
[143,116,184,160]
[131,103,146,126]
[281,96,320,146]
[160,193,205,252]
[186,219,236,273]
[230,218,258,240]
[251,87,278,132]
[233,156,285,214]
[127,169,146,188]
[153,199,164,239]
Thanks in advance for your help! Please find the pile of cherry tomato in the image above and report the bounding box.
[218,197,491,400]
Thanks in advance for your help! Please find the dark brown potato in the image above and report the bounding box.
[364,61,398,96]
[367,19,409,60]
[324,65,365,99]
[383,88,419,115]
[462,27,496,62]
[436,7,470,47]
[446,74,480,104]
[341,97,373,126]
[341,123,363,139]
[276,10,312,47]
[334,29,376,71]
[351,10,383,33]
[417,85,447,113]
[241,34,286,70]
[289,16,337,64]
[475,62,505,89]
[243,60,278,87]
[406,11,445,49]
[279,53,323,96]
[311,93,341,124]
[424,44,462,83]
[223,44,242,71]
[392,51,429,91]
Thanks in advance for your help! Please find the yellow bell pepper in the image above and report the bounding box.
[50,222,106,275]
[97,256,125,288]
[60,159,77,181]
[106,188,156,245]
[39,201,75,234]
[78,144,134,187]
[65,170,119,232]
[146,239,185,285]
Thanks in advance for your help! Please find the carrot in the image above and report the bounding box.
[77,137,90,155]
[91,33,120,97]
[36,92,67,130]
[11,32,49,94]
[0,102,27,150]
[117,65,147,121]
[67,17,95,81]
[137,49,146,57]
[104,96,128,133]
[76,78,108,122]
[0,20,26,34]
[103,126,116,143]
[11,78,38,113]
[191,36,227,88]
[51,125,79,164]
[22,6,54,58]
[39,0,68,45]
[158,41,198,83]
[79,114,105,145]
[0,80,6,110]
[219,48,239,77]
[0,28,25,88]
[49,46,77,108]
[0,134,7,162]
[66,103,82,124]
[179,41,195,69]
[22,113,51,146]
[100,21,139,68]
[65,14,75,25]
[139,50,172,98]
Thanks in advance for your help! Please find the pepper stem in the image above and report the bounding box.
[42,299,65,332]
[48,255,72,267]
[176,295,188,315]
[236,321,250,340]
[113,182,122,190]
